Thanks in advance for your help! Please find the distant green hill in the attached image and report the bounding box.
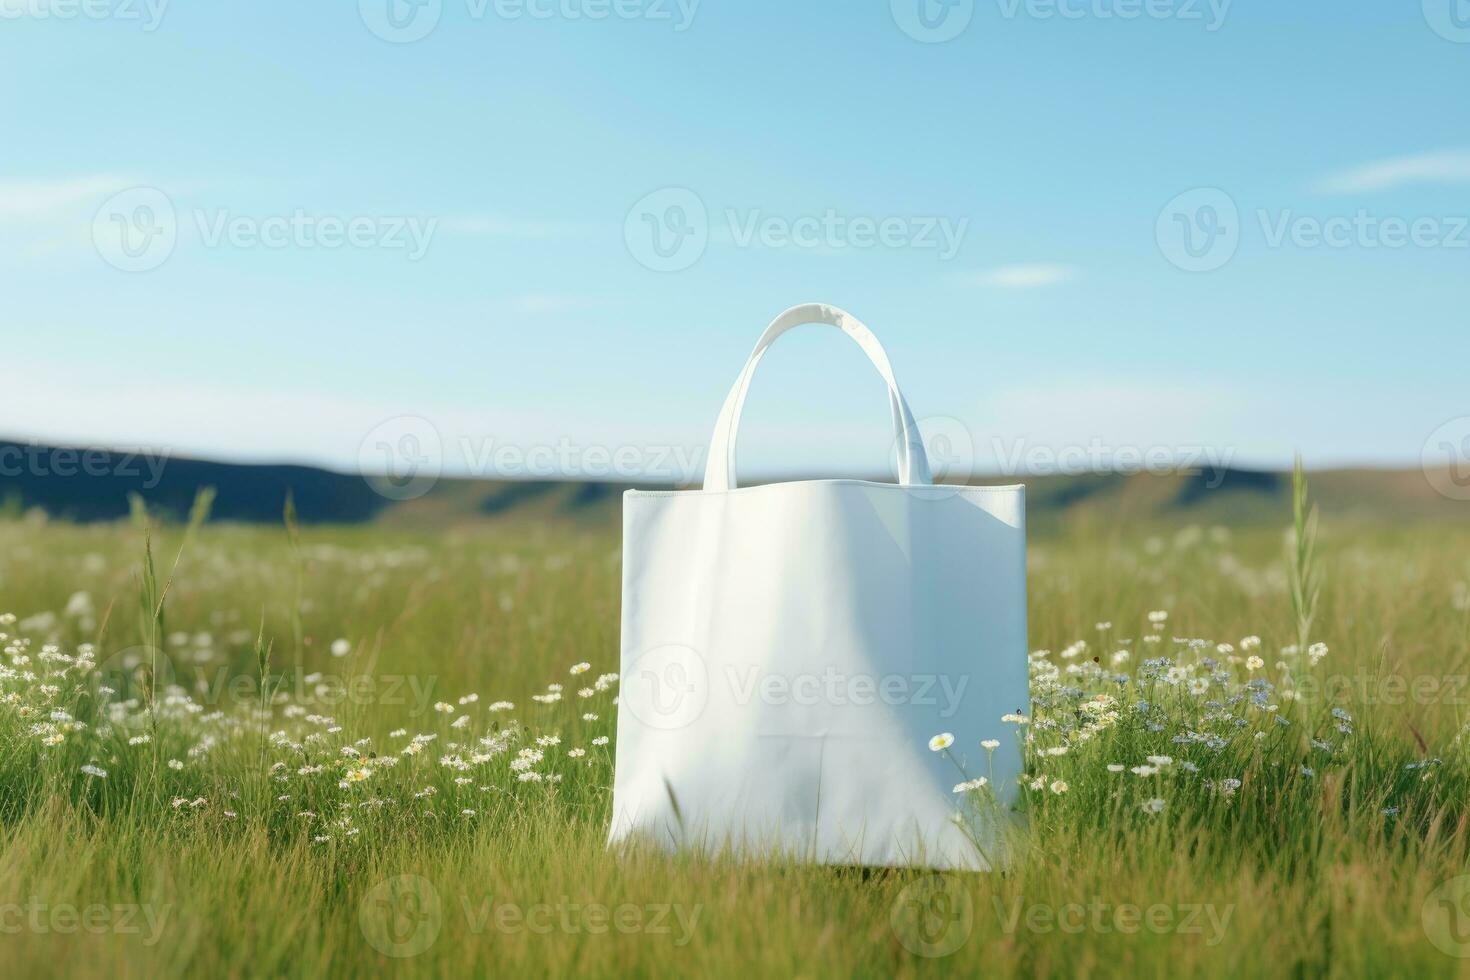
[1,439,1460,529]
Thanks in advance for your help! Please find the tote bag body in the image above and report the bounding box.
[610,303,1028,870]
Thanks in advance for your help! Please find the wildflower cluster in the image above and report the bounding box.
[932,610,1441,828]
[0,609,618,845]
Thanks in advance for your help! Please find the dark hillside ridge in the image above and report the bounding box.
[1,440,1460,527]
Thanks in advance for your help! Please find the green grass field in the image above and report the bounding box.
[2,483,1469,978]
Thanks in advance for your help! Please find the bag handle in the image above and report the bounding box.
[702,303,932,491]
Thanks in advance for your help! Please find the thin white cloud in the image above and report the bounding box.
[962,263,1077,290]
[0,0,60,14]
[1312,149,1470,194]
[0,175,136,217]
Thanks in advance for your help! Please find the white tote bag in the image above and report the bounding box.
[610,303,1028,870]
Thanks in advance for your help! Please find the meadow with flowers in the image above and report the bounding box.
[2,476,1469,978]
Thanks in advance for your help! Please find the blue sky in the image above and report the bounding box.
[2,1,1467,483]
